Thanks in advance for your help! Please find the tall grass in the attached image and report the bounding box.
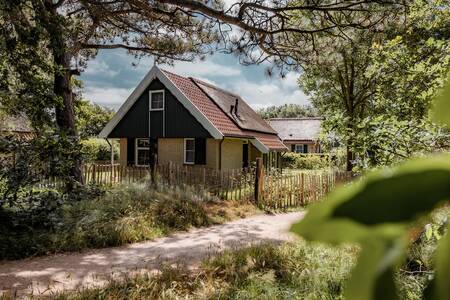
[55,241,358,300]
[0,183,259,260]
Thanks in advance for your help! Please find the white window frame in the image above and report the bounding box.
[295,144,305,153]
[184,138,195,165]
[149,89,165,111]
[135,138,150,166]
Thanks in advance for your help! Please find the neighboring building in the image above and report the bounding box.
[268,118,323,153]
[99,66,287,169]
[0,113,33,140]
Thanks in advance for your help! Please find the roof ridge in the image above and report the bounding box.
[269,117,324,121]
[190,77,241,99]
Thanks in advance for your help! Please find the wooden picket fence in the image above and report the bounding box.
[257,170,352,209]
[32,161,352,209]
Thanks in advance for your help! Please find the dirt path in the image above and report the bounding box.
[0,212,303,297]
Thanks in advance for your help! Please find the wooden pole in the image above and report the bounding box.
[254,157,263,204]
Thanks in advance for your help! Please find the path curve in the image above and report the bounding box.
[0,211,303,297]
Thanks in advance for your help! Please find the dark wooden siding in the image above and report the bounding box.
[109,79,212,139]
[127,137,135,165]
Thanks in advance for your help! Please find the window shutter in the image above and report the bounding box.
[291,144,295,152]
[127,138,135,165]
[304,144,308,153]
[195,138,206,165]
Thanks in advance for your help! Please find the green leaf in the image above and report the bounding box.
[345,237,405,300]
[431,74,450,127]
[331,155,450,225]
[291,155,450,244]
[433,225,450,300]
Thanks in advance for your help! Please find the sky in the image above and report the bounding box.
[79,50,310,111]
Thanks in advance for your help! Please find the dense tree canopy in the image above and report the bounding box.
[75,100,114,139]
[257,104,318,119]
[298,0,450,171]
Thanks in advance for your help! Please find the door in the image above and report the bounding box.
[242,143,249,168]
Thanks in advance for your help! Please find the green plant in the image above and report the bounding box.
[81,138,118,162]
[291,77,450,299]
[282,152,329,170]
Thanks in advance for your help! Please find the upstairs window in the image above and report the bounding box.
[184,138,195,164]
[150,90,164,110]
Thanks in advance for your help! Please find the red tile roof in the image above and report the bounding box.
[162,69,287,151]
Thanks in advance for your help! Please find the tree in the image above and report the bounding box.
[299,30,378,171]
[257,104,318,119]
[298,0,449,171]
[75,100,115,139]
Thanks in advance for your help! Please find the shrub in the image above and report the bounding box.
[0,184,227,260]
[282,152,329,169]
[81,138,119,162]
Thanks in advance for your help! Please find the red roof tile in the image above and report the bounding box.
[162,69,286,151]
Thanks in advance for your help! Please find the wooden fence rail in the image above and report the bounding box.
[32,161,352,209]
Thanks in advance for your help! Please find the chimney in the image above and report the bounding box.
[234,98,239,116]
[230,105,234,114]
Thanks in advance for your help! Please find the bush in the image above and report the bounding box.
[0,184,231,260]
[282,152,329,169]
[81,138,119,162]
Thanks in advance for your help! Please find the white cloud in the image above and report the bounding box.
[83,86,133,110]
[225,78,309,109]
[163,60,241,77]
[84,60,119,77]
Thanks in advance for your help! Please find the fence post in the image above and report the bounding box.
[254,157,264,204]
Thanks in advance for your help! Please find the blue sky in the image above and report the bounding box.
[80,50,310,111]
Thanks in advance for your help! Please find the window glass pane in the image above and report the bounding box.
[137,138,150,148]
[185,150,194,163]
[151,92,164,109]
[185,139,195,151]
[137,149,150,165]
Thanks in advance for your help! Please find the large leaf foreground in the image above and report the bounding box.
[292,155,450,243]
[291,155,450,300]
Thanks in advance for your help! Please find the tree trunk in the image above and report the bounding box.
[53,53,84,186]
[45,0,84,187]
[346,145,353,172]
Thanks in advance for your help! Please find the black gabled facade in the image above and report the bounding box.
[108,79,211,139]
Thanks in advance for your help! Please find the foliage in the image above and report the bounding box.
[298,0,450,171]
[257,104,318,119]
[282,153,329,170]
[81,138,118,162]
[0,133,83,207]
[0,183,258,260]
[75,99,115,138]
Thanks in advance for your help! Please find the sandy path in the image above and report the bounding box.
[0,212,303,297]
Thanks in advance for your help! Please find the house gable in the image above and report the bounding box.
[108,78,212,138]
[100,66,222,139]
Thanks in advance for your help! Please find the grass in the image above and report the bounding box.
[0,183,260,261]
[53,241,358,300]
